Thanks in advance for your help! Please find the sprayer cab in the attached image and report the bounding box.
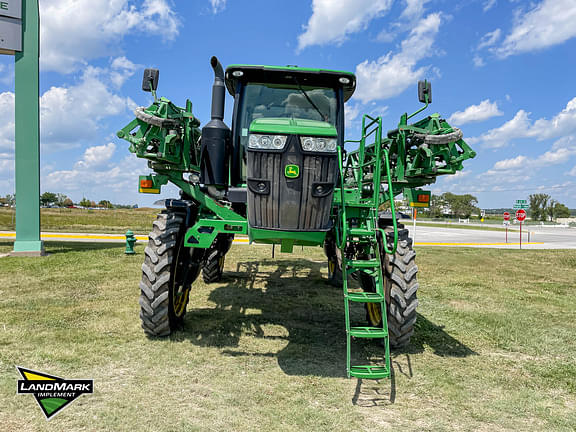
[222,64,356,232]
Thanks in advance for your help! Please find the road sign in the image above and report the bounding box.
[516,209,527,222]
[515,199,527,204]
[0,1,22,54]
[0,16,21,52]
[0,0,22,19]
[503,212,510,221]
[513,204,529,209]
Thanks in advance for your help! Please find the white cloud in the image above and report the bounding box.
[485,143,576,178]
[477,29,501,50]
[75,143,116,169]
[496,0,576,57]
[297,0,393,50]
[44,154,149,201]
[210,0,226,13]
[401,0,432,19]
[40,66,136,150]
[40,0,180,73]
[470,97,576,148]
[472,55,485,67]
[568,165,576,176]
[0,92,15,153]
[0,63,14,86]
[0,66,136,155]
[110,57,140,89]
[354,13,442,103]
[483,0,497,12]
[448,99,503,125]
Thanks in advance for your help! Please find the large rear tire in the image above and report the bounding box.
[140,209,203,336]
[363,226,419,348]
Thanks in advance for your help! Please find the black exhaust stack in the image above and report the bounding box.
[200,56,230,189]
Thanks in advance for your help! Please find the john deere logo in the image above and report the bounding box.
[285,164,300,178]
[16,367,94,420]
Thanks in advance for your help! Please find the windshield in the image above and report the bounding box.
[238,83,337,139]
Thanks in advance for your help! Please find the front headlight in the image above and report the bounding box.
[248,134,287,150]
[300,136,337,152]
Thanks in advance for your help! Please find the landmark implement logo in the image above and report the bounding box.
[16,366,93,420]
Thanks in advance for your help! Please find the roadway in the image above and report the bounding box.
[1,226,575,249]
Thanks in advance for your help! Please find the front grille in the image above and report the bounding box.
[246,136,337,231]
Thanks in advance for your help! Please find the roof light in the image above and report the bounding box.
[339,77,351,84]
[232,71,243,77]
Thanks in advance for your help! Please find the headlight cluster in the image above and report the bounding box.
[300,136,337,152]
[247,134,338,152]
[248,134,287,150]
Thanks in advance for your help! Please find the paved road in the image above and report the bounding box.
[407,224,576,249]
[1,226,574,249]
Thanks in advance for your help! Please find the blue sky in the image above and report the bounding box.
[1,0,576,208]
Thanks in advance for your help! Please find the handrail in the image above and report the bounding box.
[337,145,347,249]
[379,148,398,254]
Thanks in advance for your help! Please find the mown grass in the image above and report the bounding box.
[0,207,159,234]
[0,241,574,431]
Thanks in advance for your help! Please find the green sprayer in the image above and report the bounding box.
[117,57,476,379]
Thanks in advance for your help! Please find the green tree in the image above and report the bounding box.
[551,202,570,220]
[441,192,479,218]
[63,198,74,207]
[40,192,58,206]
[428,194,447,218]
[529,193,550,221]
[55,193,69,207]
[98,200,113,209]
[78,197,91,207]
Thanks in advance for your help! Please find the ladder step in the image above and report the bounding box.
[348,228,374,237]
[349,365,390,379]
[342,203,374,208]
[346,292,384,303]
[347,259,379,269]
[349,326,388,338]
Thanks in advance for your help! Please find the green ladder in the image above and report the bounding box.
[337,115,398,379]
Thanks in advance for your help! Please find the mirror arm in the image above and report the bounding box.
[150,79,157,103]
[407,95,429,120]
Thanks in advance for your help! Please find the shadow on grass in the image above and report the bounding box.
[174,259,476,380]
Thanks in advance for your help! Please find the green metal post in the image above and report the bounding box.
[12,0,42,255]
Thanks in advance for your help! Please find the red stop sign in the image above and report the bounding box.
[503,212,510,221]
[516,209,527,222]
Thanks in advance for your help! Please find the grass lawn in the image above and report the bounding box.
[0,241,574,431]
[0,207,159,234]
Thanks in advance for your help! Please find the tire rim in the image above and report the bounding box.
[328,259,335,276]
[366,303,382,325]
[172,241,191,317]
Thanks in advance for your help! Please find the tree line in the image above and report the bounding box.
[0,193,135,209]
[416,192,571,221]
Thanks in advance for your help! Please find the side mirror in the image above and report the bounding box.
[418,80,432,104]
[142,68,159,92]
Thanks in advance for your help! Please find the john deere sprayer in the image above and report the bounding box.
[117,57,475,379]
